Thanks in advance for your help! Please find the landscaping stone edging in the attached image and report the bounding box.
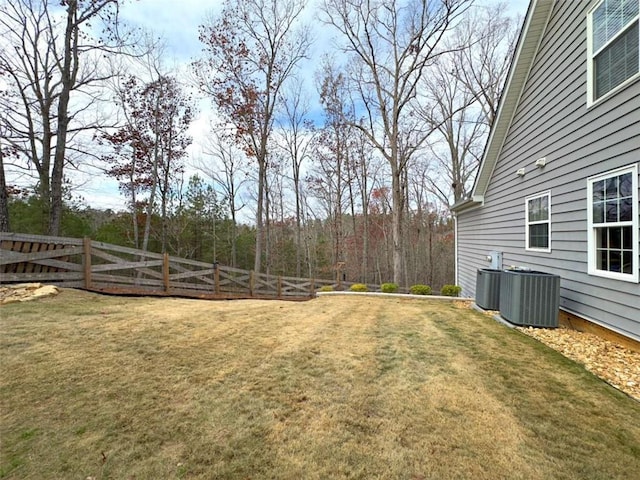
[316,291,474,301]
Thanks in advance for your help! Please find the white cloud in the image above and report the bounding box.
[119,0,222,60]
[13,0,531,212]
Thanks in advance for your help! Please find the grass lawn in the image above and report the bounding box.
[1,290,639,479]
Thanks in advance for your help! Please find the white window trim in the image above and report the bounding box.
[587,163,639,283]
[586,0,640,107]
[525,190,552,253]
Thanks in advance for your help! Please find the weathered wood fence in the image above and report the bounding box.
[0,233,378,300]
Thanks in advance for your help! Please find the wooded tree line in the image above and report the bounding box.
[1,0,518,289]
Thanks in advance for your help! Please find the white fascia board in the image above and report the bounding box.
[470,0,554,198]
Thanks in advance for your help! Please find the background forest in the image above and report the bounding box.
[1,0,520,290]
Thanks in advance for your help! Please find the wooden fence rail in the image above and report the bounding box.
[0,233,380,300]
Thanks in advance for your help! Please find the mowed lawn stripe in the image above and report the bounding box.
[366,301,542,479]
[1,291,639,479]
[431,308,640,479]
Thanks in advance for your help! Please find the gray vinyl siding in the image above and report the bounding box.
[456,0,640,341]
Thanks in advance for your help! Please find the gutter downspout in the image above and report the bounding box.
[454,213,459,287]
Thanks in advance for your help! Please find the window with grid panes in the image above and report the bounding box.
[588,0,639,102]
[587,164,638,282]
[526,191,551,252]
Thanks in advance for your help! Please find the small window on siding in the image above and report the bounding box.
[526,191,551,252]
[588,0,640,104]
[587,164,639,282]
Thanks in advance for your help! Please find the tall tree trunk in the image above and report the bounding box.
[391,156,404,285]
[304,214,313,278]
[50,1,79,235]
[230,210,237,268]
[142,143,160,253]
[0,148,9,232]
[129,153,140,249]
[264,171,271,277]
[293,165,302,277]
[254,158,265,273]
[37,106,53,234]
[50,100,68,236]
[346,151,358,281]
[161,145,171,253]
[334,153,342,268]
[361,208,369,283]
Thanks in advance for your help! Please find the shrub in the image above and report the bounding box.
[318,285,334,292]
[409,284,432,295]
[381,282,399,293]
[350,283,368,292]
[440,285,462,297]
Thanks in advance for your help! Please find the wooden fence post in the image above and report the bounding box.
[163,252,170,293]
[214,262,220,295]
[249,271,255,297]
[277,276,282,299]
[83,237,92,290]
[309,278,315,298]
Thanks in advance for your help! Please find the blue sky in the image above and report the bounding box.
[84,0,531,210]
[119,0,530,62]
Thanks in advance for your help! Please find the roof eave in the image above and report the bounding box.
[451,195,484,214]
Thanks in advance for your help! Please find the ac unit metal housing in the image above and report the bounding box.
[499,269,560,327]
[476,269,502,310]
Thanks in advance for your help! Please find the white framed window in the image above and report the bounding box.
[587,0,640,105]
[526,191,551,252]
[587,163,639,282]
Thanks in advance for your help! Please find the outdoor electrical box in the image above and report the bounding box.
[486,251,503,270]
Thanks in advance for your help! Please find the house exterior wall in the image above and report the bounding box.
[455,0,640,341]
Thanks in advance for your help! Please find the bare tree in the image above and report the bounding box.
[320,0,472,284]
[264,152,288,275]
[102,75,193,252]
[0,0,138,235]
[420,3,519,206]
[277,79,314,277]
[452,2,520,126]
[311,57,355,269]
[194,0,311,273]
[351,129,383,282]
[421,58,484,206]
[198,130,249,268]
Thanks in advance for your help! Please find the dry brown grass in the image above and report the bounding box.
[517,326,640,400]
[1,290,639,479]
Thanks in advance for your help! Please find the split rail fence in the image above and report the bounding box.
[0,233,378,300]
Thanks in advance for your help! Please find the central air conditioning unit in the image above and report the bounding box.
[476,269,502,310]
[499,268,560,327]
